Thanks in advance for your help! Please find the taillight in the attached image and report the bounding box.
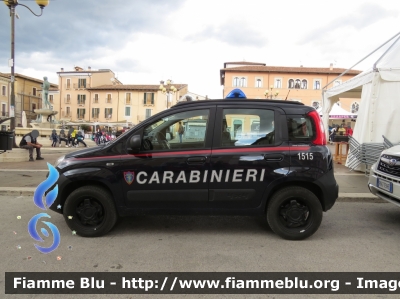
[308,110,326,145]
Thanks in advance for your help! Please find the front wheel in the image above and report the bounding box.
[63,186,118,237]
[267,186,322,240]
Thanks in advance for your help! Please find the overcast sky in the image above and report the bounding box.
[0,0,399,98]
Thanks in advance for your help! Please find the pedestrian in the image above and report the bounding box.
[58,129,69,147]
[178,121,184,143]
[76,131,88,147]
[329,125,337,143]
[50,130,58,147]
[67,128,75,147]
[338,124,346,136]
[346,125,353,136]
[71,129,77,147]
[19,129,44,162]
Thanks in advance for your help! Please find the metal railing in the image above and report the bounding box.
[73,83,90,89]
[1,111,9,117]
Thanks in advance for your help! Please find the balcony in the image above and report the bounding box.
[77,101,86,106]
[105,98,112,104]
[73,83,90,89]
[64,97,71,104]
[61,112,71,117]
[125,98,132,105]
[65,84,71,90]
[1,111,9,118]
[93,98,99,104]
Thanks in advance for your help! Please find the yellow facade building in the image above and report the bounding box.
[53,66,188,126]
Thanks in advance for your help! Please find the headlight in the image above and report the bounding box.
[54,155,65,168]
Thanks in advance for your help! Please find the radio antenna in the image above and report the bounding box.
[285,90,290,101]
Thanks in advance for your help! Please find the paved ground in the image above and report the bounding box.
[1,198,399,298]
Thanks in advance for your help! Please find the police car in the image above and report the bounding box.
[50,89,338,240]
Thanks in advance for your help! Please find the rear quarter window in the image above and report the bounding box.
[287,115,316,142]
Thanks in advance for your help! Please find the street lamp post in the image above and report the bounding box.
[159,80,177,109]
[3,0,49,147]
[264,85,279,100]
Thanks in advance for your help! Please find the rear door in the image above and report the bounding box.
[209,105,291,210]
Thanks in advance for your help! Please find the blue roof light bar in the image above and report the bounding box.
[225,89,247,99]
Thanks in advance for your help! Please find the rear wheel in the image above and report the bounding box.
[63,186,118,237]
[267,186,322,240]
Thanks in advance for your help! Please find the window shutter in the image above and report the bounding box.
[144,93,147,104]
[110,108,113,115]
[151,93,154,104]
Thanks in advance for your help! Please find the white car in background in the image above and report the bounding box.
[368,145,400,207]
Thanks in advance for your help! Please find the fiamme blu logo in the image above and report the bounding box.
[28,163,60,254]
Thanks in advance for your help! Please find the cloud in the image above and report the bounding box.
[298,3,398,45]
[0,0,186,60]
[185,21,268,47]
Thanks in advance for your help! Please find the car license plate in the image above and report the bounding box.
[377,178,393,193]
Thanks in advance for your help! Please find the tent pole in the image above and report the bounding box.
[322,31,400,90]
[373,35,400,71]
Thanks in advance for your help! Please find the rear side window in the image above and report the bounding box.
[287,115,316,142]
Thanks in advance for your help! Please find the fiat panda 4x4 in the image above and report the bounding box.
[50,91,338,240]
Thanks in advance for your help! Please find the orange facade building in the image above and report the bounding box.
[220,62,362,114]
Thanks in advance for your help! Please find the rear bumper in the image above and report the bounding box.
[315,169,338,211]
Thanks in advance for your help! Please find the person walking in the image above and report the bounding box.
[51,130,58,147]
[329,125,337,143]
[19,129,44,161]
[178,121,184,143]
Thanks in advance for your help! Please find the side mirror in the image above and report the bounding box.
[128,135,141,151]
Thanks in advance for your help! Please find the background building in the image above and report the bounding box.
[54,66,188,126]
[0,72,58,127]
[220,62,362,113]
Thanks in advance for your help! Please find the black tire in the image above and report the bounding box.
[63,186,118,237]
[266,186,322,240]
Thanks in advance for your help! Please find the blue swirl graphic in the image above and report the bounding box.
[28,213,61,254]
[33,163,59,210]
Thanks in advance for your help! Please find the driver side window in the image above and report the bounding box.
[142,109,209,151]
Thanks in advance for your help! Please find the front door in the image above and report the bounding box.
[120,107,215,210]
[209,106,291,210]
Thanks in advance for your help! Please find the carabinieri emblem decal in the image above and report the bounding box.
[124,171,135,185]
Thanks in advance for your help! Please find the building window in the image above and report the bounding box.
[105,108,113,119]
[92,108,100,118]
[49,95,54,103]
[311,101,320,110]
[274,78,282,88]
[145,109,152,119]
[294,79,301,89]
[32,103,36,111]
[106,94,112,104]
[233,77,239,87]
[65,94,71,104]
[33,87,37,96]
[333,80,342,87]
[144,93,154,105]
[78,78,86,88]
[1,103,6,117]
[77,108,85,119]
[77,94,86,105]
[288,79,294,89]
[125,107,131,117]
[125,93,131,105]
[255,79,262,88]
[93,94,99,104]
[66,79,71,89]
[301,79,307,89]
[240,77,247,87]
[66,107,70,116]
[351,102,359,113]
[1,86,6,96]
[313,80,321,90]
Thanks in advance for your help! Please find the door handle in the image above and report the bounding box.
[264,154,284,162]
[187,156,206,165]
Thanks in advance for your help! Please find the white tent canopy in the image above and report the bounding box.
[322,33,400,145]
[328,103,357,119]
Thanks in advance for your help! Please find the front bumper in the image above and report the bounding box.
[368,163,400,207]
